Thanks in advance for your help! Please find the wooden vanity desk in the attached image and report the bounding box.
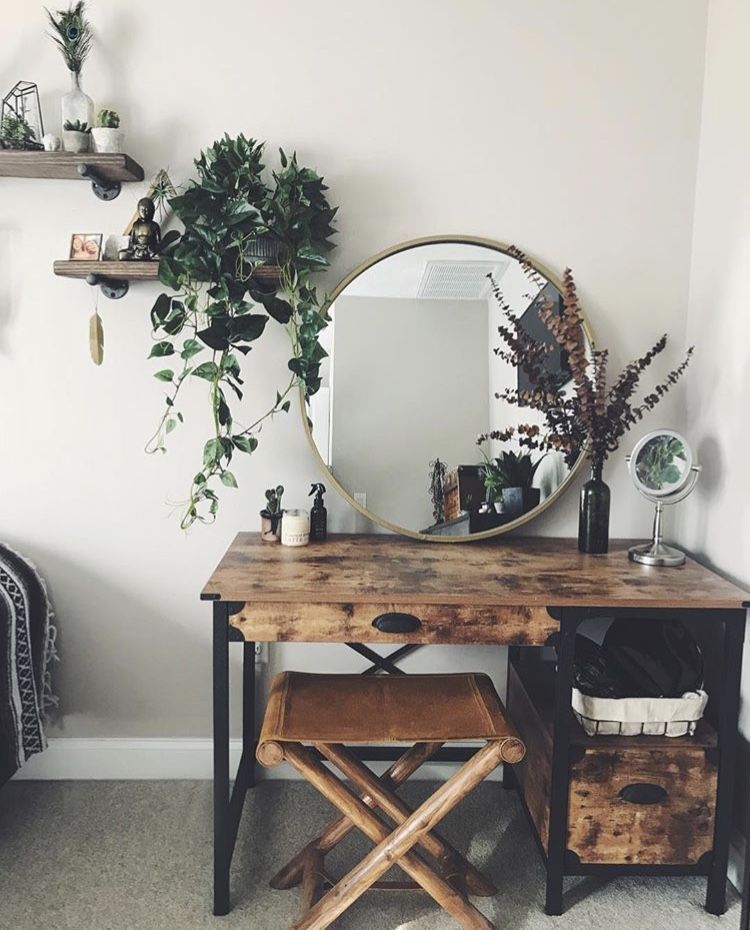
[202,532,749,919]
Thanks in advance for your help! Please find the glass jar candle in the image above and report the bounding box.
[281,509,310,547]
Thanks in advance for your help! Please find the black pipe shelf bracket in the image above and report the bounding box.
[77,162,122,201]
[86,272,129,300]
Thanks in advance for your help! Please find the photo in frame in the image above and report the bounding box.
[69,233,103,261]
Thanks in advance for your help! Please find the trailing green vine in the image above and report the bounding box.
[146,135,336,528]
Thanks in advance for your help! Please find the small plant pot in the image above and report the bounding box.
[62,130,90,154]
[91,127,124,154]
[260,511,281,542]
[245,234,280,264]
[501,486,541,519]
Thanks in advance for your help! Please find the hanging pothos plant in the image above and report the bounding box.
[146,135,337,528]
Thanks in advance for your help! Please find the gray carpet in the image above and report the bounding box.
[0,780,739,930]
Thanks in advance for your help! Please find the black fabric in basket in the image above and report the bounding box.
[573,620,703,699]
[603,619,703,698]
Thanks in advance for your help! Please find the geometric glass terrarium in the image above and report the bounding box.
[0,81,44,150]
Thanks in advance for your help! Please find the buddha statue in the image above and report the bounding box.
[120,197,161,261]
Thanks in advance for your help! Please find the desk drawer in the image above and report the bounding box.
[568,746,717,865]
[230,602,557,646]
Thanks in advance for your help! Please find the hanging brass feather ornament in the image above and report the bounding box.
[89,309,104,365]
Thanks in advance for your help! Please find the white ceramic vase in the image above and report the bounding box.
[91,127,124,153]
[62,130,90,154]
[61,71,94,131]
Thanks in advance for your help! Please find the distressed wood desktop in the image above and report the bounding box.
[201,533,749,918]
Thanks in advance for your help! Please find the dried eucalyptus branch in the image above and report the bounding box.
[478,250,693,472]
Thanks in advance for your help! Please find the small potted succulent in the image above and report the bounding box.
[91,108,123,153]
[62,118,90,153]
[260,485,284,541]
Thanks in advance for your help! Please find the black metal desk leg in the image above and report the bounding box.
[243,640,256,790]
[213,602,231,916]
[546,609,579,916]
[503,646,521,790]
[741,811,750,930]
[706,610,746,915]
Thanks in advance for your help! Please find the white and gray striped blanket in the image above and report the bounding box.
[0,544,57,784]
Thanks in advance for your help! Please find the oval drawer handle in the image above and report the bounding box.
[619,783,668,805]
[372,612,422,634]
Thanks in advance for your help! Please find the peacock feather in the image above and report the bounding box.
[46,1,93,74]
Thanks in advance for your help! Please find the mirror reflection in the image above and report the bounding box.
[307,239,587,538]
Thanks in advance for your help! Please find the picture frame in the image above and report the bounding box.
[69,233,103,262]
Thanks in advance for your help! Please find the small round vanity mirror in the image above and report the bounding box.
[627,430,701,566]
[303,236,592,541]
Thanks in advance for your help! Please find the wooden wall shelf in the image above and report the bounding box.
[54,260,158,280]
[0,151,144,200]
[54,260,158,299]
[53,261,281,300]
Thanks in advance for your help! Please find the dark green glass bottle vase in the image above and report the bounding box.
[578,461,610,554]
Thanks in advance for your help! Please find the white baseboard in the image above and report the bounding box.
[12,738,498,782]
[13,738,247,780]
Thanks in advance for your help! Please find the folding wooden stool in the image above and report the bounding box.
[256,671,526,930]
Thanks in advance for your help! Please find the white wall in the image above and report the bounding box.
[0,0,707,741]
[680,0,750,827]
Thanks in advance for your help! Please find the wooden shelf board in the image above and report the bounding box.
[53,261,282,286]
[0,151,144,182]
[53,260,159,281]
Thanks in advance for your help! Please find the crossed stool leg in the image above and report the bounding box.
[256,672,526,930]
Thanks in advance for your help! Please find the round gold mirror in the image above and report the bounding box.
[302,236,591,541]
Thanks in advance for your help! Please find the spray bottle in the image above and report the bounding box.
[309,482,327,541]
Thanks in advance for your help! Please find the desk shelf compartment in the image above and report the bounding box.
[507,654,718,869]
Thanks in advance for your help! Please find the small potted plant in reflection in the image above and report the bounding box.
[260,485,284,542]
[494,450,542,518]
[479,457,505,514]
[480,450,542,518]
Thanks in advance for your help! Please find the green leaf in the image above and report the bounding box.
[262,296,293,324]
[203,438,223,467]
[220,471,238,488]
[159,229,181,254]
[154,369,174,382]
[150,293,171,329]
[192,361,220,381]
[149,341,174,358]
[230,314,268,342]
[166,418,177,433]
[180,338,203,359]
[197,315,231,351]
[163,309,186,336]
[158,255,180,290]
[232,434,258,453]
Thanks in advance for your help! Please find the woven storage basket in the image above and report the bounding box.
[571,688,708,737]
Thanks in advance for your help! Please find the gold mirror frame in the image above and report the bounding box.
[301,235,593,543]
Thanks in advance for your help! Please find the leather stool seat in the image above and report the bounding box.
[257,671,525,756]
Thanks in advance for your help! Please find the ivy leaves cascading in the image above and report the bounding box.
[146,135,337,528]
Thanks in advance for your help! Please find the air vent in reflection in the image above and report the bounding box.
[417,260,508,300]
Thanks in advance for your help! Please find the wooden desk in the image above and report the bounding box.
[202,533,749,918]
